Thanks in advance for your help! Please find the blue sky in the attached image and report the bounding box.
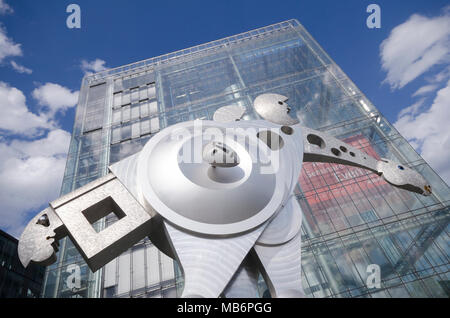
[0,0,449,237]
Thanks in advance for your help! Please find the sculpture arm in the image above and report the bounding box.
[19,173,152,271]
[299,125,432,196]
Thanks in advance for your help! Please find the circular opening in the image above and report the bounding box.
[340,146,347,153]
[307,134,325,149]
[398,165,405,170]
[278,101,283,105]
[281,126,294,135]
[257,130,284,150]
[331,148,341,157]
[349,151,355,157]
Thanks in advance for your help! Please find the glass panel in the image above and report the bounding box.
[131,122,140,139]
[141,119,150,135]
[149,101,158,115]
[112,109,121,124]
[122,90,130,105]
[131,88,139,104]
[148,85,156,99]
[146,246,160,286]
[117,251,130,295]
[131,104,140,120]
[140,101,149,118]
[111,126,121,144]
[114,78,123,92]
[132,247,145,291]
[104,259,116,288]
[140,86,148,100]
[161,253,175,282]
[113,93,122,108]
[122,105,130,123]
[121,124,131,141]
[150,117,160,133]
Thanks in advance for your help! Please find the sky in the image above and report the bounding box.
[0,0,449,237]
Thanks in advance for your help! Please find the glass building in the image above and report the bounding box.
[41,19,450,298]
[0,229,45,298]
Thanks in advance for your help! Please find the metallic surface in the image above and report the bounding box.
[52,174,152,272]
[257,195,303,246]
[19,91,433,298]
[136,120,287,236]
[202,141,240,168]
[164,221,265,298]
[254,232,304,298]
[18,207,64,268]
[212,105,245,123]
[223,256,260,298]
[253,93,299,125]
[377,159,432,196]
[299,125,431,196]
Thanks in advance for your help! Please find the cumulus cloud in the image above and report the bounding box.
[10,60,32,74]
[0,82,51,136]
[81,58,108,75]
[394,81,450,184]
[0,0,13,15]
[380,11,450,89]
[0,82,77,237]
[0,129,71,237]
[32,82,79,115]
[0,25,22,63]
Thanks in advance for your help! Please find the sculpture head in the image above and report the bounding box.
[18,209,61,267]
[253,93,299,126]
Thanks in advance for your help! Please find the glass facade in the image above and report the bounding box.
[0,229,45,298]
[41,19,449,298]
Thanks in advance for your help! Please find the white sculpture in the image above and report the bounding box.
[18,93,432,298]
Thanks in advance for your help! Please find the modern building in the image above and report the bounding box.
[41,19,449,298]
[0,229,45,298]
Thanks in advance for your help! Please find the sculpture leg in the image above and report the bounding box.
[254,232,305,298]
[222,255,260,298]
[253,195,305,298]
[164,221,266,298]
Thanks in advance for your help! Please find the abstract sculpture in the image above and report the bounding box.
[18,93,432,298]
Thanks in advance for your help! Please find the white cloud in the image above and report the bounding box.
[0,81,51,136]
[10,60,32,74]
[380,11,450,89]
[32,82,79,115]
[0,0,13,15]
[0,129,71,237]
[397,98,425,118]
[0,82,76,237]
[81,58,108,75]
[394,80,450,184]
[412,84,438,97]
[0,25,22,63]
